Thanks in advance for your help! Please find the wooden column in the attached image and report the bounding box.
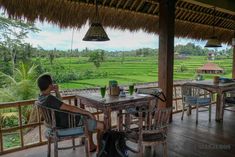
[158,0,176,121]
[232,45,235,79]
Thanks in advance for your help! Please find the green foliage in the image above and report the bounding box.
[88,50,105,68]
[0,13,39,77]
[0,108,18,127]
[177,64,188,72]
[3,133,20,148]
[46,64,79,83]
[175,43,208,56]
[79,70,108,79]
[0,62,38,102]
[33,58,47,75]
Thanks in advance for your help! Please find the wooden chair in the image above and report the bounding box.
[223,90,235,111]
[124,88,162,117]
[35,102,90,157]
[181,84,213,124]
[119,107,172,157]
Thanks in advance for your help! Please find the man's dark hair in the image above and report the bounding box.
[37,74,53,91]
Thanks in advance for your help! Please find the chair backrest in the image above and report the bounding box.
[181,84,212,99]
[137,87,166,103]
[35,101,79,129]
[35,101,56,129]
[137,107,172,133]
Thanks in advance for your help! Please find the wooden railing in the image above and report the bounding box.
[0,83,186,155]
[0,96,77,155]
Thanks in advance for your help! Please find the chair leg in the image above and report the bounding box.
[163,142,168,157]
[196,105,199,125]
[151,145,155,156]
[85,138,90,157]
[47,137,51,157]
[187,105,192,116]
[209,104,211,122]
[181,103,185,120]
[139,145,144,157]
[72,138,75,150]
[54,140,58,157]
[81,137,85,145]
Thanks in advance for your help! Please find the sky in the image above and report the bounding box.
[25,21,230,51]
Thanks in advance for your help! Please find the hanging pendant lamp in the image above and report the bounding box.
[205,7,221,48]
[83,0,110,41]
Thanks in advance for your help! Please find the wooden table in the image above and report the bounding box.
[76,93,154,129]
[186,80,235,121]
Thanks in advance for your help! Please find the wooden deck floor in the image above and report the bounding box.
[2,107,235,157]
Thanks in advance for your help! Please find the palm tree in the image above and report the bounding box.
[0,62,38,101]
[0,62,39,125]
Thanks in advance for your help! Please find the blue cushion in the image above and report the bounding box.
[184,96,197,104]
[196,98,211,105]
[46,127,84,138]
[126,108,137,113]
[57,127,84,137]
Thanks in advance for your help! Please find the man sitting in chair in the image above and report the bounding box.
[37,74,104,152]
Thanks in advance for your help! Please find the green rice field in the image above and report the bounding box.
[41,56,232,89]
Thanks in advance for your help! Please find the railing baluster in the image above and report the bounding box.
[0,118,3,152]
[174,86,178,111]
[37,106,42,143]
[18,105,24,148]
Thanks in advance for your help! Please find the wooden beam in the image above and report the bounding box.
[103,0,107,5]
[152,4,159,14]
[123,0,130,9]
[147,4,154,14]
[109,0,115,6]
[130,0,138,10]
[116,0,123,8]
[158,0,176,122]
[145,0,158,5]
[184,0,235,15]
[136,0,145,11]
[68,0,233,32]
[176,7,235,27]
[233,45,235,79]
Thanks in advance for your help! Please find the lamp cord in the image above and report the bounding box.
[95,0,100,23]
[71,28,74,52]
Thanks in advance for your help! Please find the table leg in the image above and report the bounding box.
[216,93,224,122]
[187,105,192,116]
[104,108,112,130]
[118,110,123,131]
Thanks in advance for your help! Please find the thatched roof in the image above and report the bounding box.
[197,62,224,71]
[0,0,235,44]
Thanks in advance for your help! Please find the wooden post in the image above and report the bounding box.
[232,45,235,79]
[158,0,176,121]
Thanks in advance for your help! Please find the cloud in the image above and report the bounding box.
[25,21,229,51]
[25,21,158,51]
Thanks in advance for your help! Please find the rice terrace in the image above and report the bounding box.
[49,55,232,89]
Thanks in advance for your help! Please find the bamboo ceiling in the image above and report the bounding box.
[0,0,234,44]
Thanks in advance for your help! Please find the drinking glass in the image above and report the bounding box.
[100,86,106,98]
[129,84,134,96]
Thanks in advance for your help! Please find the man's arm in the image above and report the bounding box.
[51,84,94,119]
[53,84,62,100]
[60,103,95,119]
